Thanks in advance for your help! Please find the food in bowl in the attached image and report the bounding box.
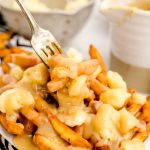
[0,32,149,150]
[11,0,91,12]
[0,0,94,42]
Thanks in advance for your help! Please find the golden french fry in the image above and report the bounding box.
[34,96,57,114]
[140,100,150,122]
[132,131,149,142]
[94,145,110,150]
[0,41,5,49]
[11,53,39,68]
[128,88,137,94]
[20,106,48,127]
[47,79,67,93]
[0,32,12,41]
[97,73,108,86]
[90,78,109,95]
[146,122,150,133]
[0,49,11,58]
[89,44,107,74]
[34,134,57,150]
[2,63,11,74]
[11,47,32,55]
[0,75,4,87]
[48,54,63,68]
[3,54,12,63]
[127,104,142,116]
[46,110,91,148]
[0,113,24,135]
[78,59,99,75]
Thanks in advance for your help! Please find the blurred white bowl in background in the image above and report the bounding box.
[0,0,95,44]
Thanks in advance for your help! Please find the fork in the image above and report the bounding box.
[15,0,62,68]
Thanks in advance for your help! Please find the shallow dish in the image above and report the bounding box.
[0,0,95,44]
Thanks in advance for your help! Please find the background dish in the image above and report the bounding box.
[0,0,95,44]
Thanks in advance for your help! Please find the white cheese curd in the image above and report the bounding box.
[107,71,127,90]
[0,88,34,115]
[92,104,121,141]
[119,108,139,134]
[66,48,83,63]
[100,89,131,109]
[120,139,145,150]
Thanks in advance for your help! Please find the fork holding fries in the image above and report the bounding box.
[0,32,149,150]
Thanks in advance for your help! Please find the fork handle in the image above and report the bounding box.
[15,0,39,33]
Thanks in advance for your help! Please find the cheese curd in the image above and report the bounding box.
[100,89,131,109]
[0,88,34,115]
[66,48,83,63]
[10,65,23,81]
[68,75,87,97]
[92,104,121,141]
[107,71,127,90]
[120,139,145,150]
[130,93,146,105]
[120,108,139,134]
[20,63,49,85]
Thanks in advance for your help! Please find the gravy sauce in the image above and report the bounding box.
[13,134,40,150]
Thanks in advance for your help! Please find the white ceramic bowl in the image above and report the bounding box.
[0,0,95,44]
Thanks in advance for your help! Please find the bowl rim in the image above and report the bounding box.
[0,0,95,15]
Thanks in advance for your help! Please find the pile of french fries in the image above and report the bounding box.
[0,32,149,150]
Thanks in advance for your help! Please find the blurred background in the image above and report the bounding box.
[0,0,110,67]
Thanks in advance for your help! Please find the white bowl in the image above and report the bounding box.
[0,0,95,44]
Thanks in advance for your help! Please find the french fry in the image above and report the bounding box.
[20,106,48,127]
[48,54,63,68]
[89,44,107,74]
[2,63,11,74]
[127,104,142,116]
[0,49,11,58]
[11,47,32,55]
[140,100,150,122]
[0,32,12,41]
[97,73,108,86]
[47,79,67,93]
[3,54,12,63]
[78,59,99,75]
[34,134,58,150]
[90,78,109,95]
[0,75,4,87]
[128,88,137,94]
[46,110,91,148]
[94,145,110,150]
[0,41,5,49]
[146,122,150,133]
[0,113,24,135]
[11,53,39,68]
[132,131,149,142]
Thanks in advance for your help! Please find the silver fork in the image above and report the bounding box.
[15,0,62,68]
